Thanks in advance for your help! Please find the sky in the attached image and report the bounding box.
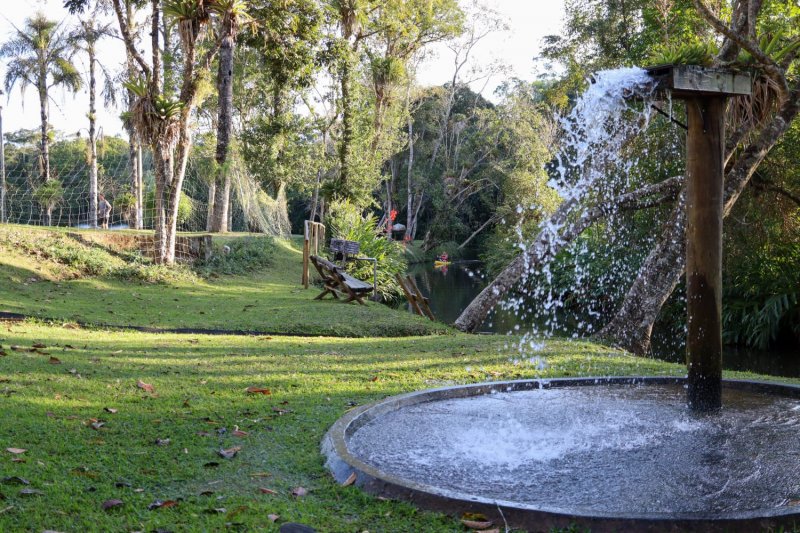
[0,0,567,138]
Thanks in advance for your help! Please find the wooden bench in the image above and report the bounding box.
[309,255,373,305]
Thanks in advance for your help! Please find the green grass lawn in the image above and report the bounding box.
[0,322,691,532]
[0,225,447,337]
[0,226,796,532]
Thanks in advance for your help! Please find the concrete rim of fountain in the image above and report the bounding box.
[322,377,800,532]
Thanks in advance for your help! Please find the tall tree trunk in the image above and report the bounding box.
[309,168,321,222]
[88,43,99,228]
[1,104,6,223]
[136,144,144,228]
[405,115,414,239]
[338,55,354,195]
[38,69,52,225]
[153,150,170,262]
[206,181,216,231]
[209,20,235,233]
[125,0,142,230]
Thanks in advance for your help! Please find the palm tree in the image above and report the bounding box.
[70,18,116,228]
[208,0,251,233]
[1,13,82,225]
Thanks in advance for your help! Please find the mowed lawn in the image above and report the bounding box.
[0,323,687,532]
[0,226,793,532]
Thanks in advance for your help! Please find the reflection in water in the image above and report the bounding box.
[405,261,800,378]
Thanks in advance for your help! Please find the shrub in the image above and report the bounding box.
[195,236,276,276]
[326,199,407,301]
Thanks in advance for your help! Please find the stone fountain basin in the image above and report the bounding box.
[322,377,800,532]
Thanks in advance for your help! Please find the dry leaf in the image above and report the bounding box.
[342,472,357,487]
[258,487,277,495]
[155,438,170,446]
[268,514,280,522]
[5,448,26,455]
[101,499,124,510]
[136,380,154,393]
[103,407,118,414]
[272,407,291,415]
[232,427,248,437]
[290,487,308,497]
[148,499,178,510]
[32,343,47,349]
[2,477,29,485]
[461,519,494,530]
[203,462,220,468]
[19,488,43,496]
[245,386,271,395]
[249,472,271,478]
[48,357,61,365]
[218,446,241,459]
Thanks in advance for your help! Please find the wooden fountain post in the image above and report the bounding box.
[685,95,725,411]
[646,66,751,411]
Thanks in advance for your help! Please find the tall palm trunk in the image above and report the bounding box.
[38,66,52,225]
[88,41,98,228]
[209,15,235,232]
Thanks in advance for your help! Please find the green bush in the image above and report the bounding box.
[326,199,407,301]
[195,236,276,276]
[144,189,194,226]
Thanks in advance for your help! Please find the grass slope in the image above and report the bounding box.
[0,226,447,337]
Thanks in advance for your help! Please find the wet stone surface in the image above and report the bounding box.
[348,384,800,515]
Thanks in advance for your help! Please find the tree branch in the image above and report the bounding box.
[111,0,150,79]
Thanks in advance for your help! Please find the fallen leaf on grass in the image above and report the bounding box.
[2,477,29,485]
[245,387,271,395]
[461,520,494,529]
[19,488,43,496]
[342,472,357,487]
[218,446,241,459]
[155,438,171,446]
[204,508,226,514]
[148,499,178,510]
[32,343,47,349]
[136,380,154,393]
[11,458,25,463]
[103,407,118,414]
[0,351,7,357]
[290,487,308,497]
[258,487,277,495]
[272,407,292,415]
[268,514,279,522]
[64,345,76,349]
[101,499,124,510]
[232,427,248,437]
[203,462,220,468]
[249,472,271,478]
[5,448,26,455]
[48,357,61,365]
[86,419,105,430]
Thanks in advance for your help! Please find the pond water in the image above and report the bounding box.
[406,261,800,378]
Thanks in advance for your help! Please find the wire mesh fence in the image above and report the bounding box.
[0,134,290,241]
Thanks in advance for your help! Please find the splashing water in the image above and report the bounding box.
[500,67,681,358]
